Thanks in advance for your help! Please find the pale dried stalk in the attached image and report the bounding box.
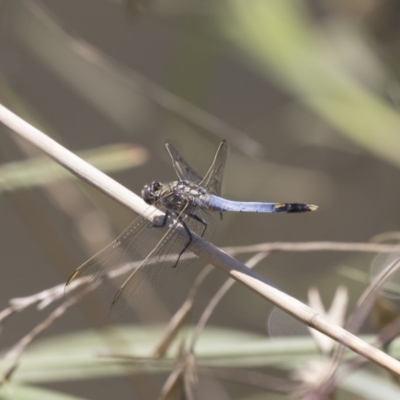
[189,251,269,352]
[1,103,400,375]
[152,265,214,359]
[225,241,400,255]
[3,302,71,379]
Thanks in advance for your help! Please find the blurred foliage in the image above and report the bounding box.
[1,325,399,399]
[0,144,147,193]
[0,385,87,400]
[224,0,400,168]
[2,0,400,399]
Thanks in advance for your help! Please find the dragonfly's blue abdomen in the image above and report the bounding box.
[206,195,317,213]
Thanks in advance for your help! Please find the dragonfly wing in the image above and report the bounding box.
[110,205,216,317]
[165,142,202,184]
[200,140,227,196]
[65,205,169,307]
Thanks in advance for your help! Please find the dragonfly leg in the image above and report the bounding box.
[188,213,207,237]
[171,217,192,268]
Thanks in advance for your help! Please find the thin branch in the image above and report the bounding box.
[0,285,64,331]
[1,104,400,375]
[2,238,399,326]
[224,241,400,255]
[152,265,214,358]
[3,302,71,380]
[189,252,269,352]
[9,284,64,310]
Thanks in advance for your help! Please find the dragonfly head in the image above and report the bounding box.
[142,180,162,205]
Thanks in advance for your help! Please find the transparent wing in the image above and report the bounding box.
[165,142,202,184]
[65,205,165,306]
[65,202,216,317]
[200,140,227,196]
[110,205,216,317]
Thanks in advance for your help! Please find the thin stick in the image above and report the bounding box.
[1,103,400,375]
[3,302,71,379]
[225,241,400,254]
[189,252,269,352]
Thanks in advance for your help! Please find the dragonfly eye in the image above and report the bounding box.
[142,180,161,205]
[151,180,162,191]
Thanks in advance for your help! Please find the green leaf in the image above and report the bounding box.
[2,325,400,398]
[0,144,147,193]
[224,0,400,168]
[0,384,88,400]
[1,325,320,383]
[341,369,400,400]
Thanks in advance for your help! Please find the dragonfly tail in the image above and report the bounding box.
[207,195,318,213]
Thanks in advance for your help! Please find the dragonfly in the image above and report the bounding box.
[65,141,317,315]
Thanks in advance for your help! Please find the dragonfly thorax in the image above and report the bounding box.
[163,180,207,212]
[142,179,207,213]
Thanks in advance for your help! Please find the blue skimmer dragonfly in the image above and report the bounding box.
[65,141,317,315]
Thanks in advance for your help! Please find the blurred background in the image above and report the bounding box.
[1,0,400,399]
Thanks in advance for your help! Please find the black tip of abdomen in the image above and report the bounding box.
[273,203,318,213]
